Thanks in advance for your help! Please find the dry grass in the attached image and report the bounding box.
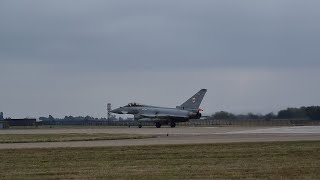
[0,141,319,179]
[0,133,153,143]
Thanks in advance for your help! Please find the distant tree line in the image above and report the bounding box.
[0,112,3,120]
[39,115,120,122]
[211,111,276,120]
[14,106,320,122]
[277,106,320,120]
[211,106,320,120]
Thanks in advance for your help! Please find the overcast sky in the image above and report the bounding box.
[1,0,320,118]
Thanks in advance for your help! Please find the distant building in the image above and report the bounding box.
[0,121,9,129]
[6,118,36,126]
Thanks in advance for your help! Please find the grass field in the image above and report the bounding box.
[0,133,153,143]
[0,141,319,179]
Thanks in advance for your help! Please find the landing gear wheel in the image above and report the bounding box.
[138,124,142,128]
[170,122,176,128]
[155,122,161,128]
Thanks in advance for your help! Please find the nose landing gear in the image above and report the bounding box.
[170,122,176,128]
[155,122,161,128]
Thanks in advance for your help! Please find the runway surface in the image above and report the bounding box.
[0,126,320,149]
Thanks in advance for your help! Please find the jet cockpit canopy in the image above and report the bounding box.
[125,102,144,107]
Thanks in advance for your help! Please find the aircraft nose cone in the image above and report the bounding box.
[110,107,125,114]
[110,108,120,113]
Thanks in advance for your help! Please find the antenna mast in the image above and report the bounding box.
[107,103,112,120]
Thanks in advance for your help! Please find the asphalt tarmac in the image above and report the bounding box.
[0,126,320,149]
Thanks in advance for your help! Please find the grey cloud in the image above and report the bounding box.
[1,64,319,118]
[1,1,320,117]
[1,0,320,70]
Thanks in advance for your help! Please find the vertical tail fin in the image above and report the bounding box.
[178,89,207,110]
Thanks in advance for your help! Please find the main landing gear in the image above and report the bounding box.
[170,122,176,128]
[139,122,176,128]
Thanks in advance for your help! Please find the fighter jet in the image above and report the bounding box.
[110,89,207,128]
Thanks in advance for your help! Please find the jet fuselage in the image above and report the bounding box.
[110,89,207,128]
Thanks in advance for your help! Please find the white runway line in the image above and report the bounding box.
[225,126,320,134]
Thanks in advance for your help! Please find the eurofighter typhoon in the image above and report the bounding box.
[110,89,207,128]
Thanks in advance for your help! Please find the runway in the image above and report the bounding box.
[1,126,320,149]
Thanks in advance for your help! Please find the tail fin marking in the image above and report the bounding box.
[179,89,207,110]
